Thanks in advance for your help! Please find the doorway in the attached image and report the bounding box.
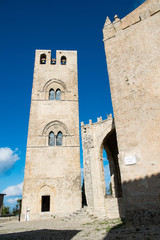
[41,195,50,212]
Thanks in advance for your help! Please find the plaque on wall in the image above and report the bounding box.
[125,155,136,166]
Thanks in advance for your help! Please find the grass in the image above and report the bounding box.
[96,218,125,233]
[82,222,93,226]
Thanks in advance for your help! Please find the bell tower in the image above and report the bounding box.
[21,50,81,221]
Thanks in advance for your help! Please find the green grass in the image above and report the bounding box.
[95,228,101,231]
[82,222,92,226]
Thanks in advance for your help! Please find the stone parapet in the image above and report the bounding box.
[103,0,160,41]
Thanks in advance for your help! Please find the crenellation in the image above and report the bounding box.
[113,15,122,32]
[103,0,160,41]
[107,113,112,119]
[103,0,160,223]
[81,121,84,126]
[81,114,121,218]
[103,19,116,41]
[20,0,160,225]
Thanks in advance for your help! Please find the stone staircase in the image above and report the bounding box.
[62,207,98,222]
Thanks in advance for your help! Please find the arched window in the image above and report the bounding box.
[51,58,56,65]
[40,54,46,64]
[56,89,61,100]
[56,132,63,146]
[49,89,55,100]
[103,149,112,196]
[61,56,67,65]
[49,132,55,146]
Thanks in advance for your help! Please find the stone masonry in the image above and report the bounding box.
[81,115,124,219]
[21,50,81,221]
[103,0,160,221]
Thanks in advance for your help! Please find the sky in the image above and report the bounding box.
[0,0,145,209]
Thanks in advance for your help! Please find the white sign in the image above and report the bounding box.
[125,155,136,166]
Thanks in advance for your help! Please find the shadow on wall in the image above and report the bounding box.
[0,229,81,240]
[104,173,160,239]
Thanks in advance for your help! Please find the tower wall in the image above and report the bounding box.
[103,0,160,222]
[21,50,81,221]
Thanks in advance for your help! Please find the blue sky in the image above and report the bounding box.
[0,0,145,208]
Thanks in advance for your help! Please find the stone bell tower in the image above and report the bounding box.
[21,50,81,221]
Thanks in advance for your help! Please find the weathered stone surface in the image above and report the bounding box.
[103,0,160,221]
[81,116,123,219]
[21,50,81,221]
[0,217,160,240]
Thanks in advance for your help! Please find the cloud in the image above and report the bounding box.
[81,168,84,185]
[6,198,19,204]
[81,168,84,178]
[0,148,20,174]
[2,182,23,197]
[104,164,111,189]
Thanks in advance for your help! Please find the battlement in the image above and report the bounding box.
[103,0,160,41]
[34,50,77,67]
[81,113,113,128]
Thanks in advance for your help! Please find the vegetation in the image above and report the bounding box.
[106,182,112,195]
[12,199,21,216]
[2,205,10,215]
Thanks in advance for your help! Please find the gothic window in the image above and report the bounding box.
[56,89,61,100]
[49,89,55,100]
[56,131,63,146]
[49,132,55,146]
[61,56,67,65]
[40,54,46,64]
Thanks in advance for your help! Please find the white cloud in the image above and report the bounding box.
[6,198,19,204]
[0,147,20,174]
[81,168,84,178]
[2,182,23,197]
[104,164,111,189]
[81,168,84,185]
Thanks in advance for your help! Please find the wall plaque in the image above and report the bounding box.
[125,155,136,166]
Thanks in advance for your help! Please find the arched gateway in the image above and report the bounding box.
[81,115,124,218]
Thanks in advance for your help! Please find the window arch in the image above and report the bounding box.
[51,58,56,65]
[49,132,55,146]
[56,89,61,100]
[61,56,67,65]
[56,132,63,146]
[40,54,46,64]
[49,89,55,100]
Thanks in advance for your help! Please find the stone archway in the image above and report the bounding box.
[101,129,122,198]
[37,184,56,214]
[81,115,123,218]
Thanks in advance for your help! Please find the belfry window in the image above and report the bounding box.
[51,58,56,65]
[56,89,61,100]
[49,89,55,100]
[49,132,55,146]
[40,54,46,64]
[61,56,67,65]
[56,132,63,146]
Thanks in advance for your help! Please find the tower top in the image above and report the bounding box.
[35,50,77,67]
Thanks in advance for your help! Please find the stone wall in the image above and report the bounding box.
[81,115,124,219]
[21,50,81,221]
[103,0,160,219]
[0,216,18,223]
